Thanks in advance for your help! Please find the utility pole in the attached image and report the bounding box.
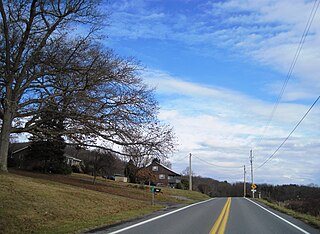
[250,150,255,198]
[189,153,192,191]
[243,165,246,197]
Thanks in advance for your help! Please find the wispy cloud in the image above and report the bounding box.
[104,0,320,184]
[143,69,320,184]
[107,0,320,100]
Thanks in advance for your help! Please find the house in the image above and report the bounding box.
[8,142,82,169]
[145,160,181,187]
[114,174,128,183]
[65,154,82,167]
[8,142,31,168]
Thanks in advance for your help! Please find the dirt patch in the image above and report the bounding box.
[170,195,191,201]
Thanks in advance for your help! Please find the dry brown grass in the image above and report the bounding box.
[0,171,209,233]
[0,172,161,234]
[12,170,209,203]
[257,198,320,229]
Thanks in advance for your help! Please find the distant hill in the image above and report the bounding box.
[188,175,320,217]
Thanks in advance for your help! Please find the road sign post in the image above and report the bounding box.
[251,184,257,198]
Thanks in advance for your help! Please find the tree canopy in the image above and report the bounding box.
[0,0,175,171]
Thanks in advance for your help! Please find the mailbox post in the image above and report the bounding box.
[151,187,161,205]
[151,186,155,205]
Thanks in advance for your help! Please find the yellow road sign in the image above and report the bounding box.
[251,184,257,190]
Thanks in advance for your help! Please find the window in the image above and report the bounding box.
[152,166,158,171]
[159,174,165,179]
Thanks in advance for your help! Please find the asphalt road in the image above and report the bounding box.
[90,197,319,234]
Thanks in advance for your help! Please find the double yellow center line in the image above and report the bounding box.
[209,197,231,234]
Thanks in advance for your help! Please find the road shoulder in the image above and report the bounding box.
[245,198,319,234]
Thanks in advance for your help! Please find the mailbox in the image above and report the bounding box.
[155,188,161,193]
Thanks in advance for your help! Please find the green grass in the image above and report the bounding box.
[0,171,209,233]
[256,198,320,229]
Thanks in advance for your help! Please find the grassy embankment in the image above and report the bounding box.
[0,171,209,234]
[256,198,320,229]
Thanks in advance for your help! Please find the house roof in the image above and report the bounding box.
[9,142,31,154]
[10,143,81,162]
[12,146,30,154]
[146,161,181,176]
[65,154,82,162]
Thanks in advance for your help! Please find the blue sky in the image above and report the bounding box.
[102,0,320,185]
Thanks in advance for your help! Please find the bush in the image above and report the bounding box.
[71,165,81,173]
[49,162,72,175]
[285,199,320,217]
[7,156,18,167]
[175,183,182,189]
[181,178,189,190]
[32,165,45,173]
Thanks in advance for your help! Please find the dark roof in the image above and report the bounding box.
[146,161,181,176]
[9,142,31,154]
[65,154,82,162]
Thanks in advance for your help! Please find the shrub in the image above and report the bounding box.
[175,183,182,189]
[7,156,18,167]
[49,162,72,175]
[71,165,81,173]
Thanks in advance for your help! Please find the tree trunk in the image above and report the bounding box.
[93,155,97,184]
[93,168,97,185]
[0,109,13,172]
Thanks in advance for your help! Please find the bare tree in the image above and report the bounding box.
[182,166,195,176]
[88,150,117,184]
[0,0,101,171]
[0,1,176,171]
[136,167,156,185]
[123,122,176,168]
[38,47,176,159]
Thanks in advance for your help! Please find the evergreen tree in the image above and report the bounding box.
[124,160,138,183]
[26,104,68,174]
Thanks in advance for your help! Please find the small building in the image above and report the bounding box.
[114,174,128,183]
[65,155,82,167]
[146,160,181,187]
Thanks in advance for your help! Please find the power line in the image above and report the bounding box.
[253,0,320,149]
[174,154,189,161]
[257,95,320,169]
[192,154,243,169]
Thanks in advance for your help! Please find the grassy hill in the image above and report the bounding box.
[257,198,320,229]
[0,171,209,234]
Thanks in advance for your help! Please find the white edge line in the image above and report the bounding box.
[109,198,216,234]
[244,198,310,234]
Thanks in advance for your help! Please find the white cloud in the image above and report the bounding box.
[108,0,320,100]
[105,0,320,184]
[144,69,320,184]
[209,0,320,97]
